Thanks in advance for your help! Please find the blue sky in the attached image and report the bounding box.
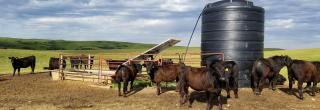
[0,0,319,49]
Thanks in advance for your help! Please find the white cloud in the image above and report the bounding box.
[160,0,198,12]
[1,0,320,49]
[267,19,295,29]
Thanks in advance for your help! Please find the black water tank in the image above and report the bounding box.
[201,0,264,87]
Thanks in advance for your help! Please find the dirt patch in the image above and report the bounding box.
[0,73,320,110]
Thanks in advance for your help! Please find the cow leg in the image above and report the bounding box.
[13,68,16,76]
[188,91,194,108]
[288,75,294,95]
[226,79,230,98]
[305,82,312,90]
[79,63,82,69]
[271,74,278,91]
[206,91,212,110]
[298,81,304,100]
[130,80,134,92]
[123,81,129,97]
[253,77,259,95]
[175,77,180,92]
[180,85,189,106]
[257,79,265,95]
[118,82,122,96]
[179,88,186,106]
[156,82,161,95]
[311,82,317,96]
[234,79,239,98]
[31,63,35,74]
[216,90,223,110]
[18,68,21,76]
[179,90,185,106]
[226,88,231,98]
[268,77,273,90]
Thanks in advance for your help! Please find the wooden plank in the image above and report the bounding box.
[123,39,180,65]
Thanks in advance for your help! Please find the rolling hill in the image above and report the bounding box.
[0,37,155,50]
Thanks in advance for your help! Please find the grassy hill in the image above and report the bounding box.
[0,37,283,51]
[0,37,155,50]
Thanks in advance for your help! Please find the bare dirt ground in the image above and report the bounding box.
[0,73,320,110]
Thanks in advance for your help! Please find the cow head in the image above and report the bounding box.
[223,61,237,79]
[143,61,157,74]
[209,61,226,81]
[8,57,18,63]
[143,61,158,81]
[133,63,142,74]
[283,55,293,66]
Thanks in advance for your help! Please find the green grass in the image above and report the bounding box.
[1,47,320,76]
[264,48,320,79]
[0,37,155,50]
[0,49,151,74]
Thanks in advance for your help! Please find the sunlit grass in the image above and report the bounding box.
[1,48,320,76]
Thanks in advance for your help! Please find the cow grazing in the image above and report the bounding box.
[251,55,292,95]
[288,60,319,99]
[178,61,226,110]
[8,56,36,76]
[276,74,286,85]
[143,61,183,95]
[113,63,142,97]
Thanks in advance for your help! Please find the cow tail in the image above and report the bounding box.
[114,65,123,81]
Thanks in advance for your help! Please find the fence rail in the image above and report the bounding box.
[56,53,224,85]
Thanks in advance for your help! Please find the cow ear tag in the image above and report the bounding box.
[225,68,229,72]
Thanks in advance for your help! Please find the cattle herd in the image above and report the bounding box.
[7,55,320,110]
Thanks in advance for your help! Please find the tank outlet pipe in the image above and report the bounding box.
[183,7,205,61]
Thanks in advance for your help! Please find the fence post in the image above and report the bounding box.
[59,54,64,80]
[88,54,91,70]
[98,55,102,83]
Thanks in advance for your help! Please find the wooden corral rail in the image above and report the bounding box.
[54,53,224,87]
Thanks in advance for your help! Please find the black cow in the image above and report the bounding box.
[8,56,36,76]
[113,63,142,97]
[47,57,66,70]
[251,55,292,95]
[223,61,239,98]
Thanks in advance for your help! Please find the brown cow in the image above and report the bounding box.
[143,61,183,95]
[288,60,318,99]
[178,61,226,110]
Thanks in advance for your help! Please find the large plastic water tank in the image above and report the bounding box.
[201,0,264,87]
